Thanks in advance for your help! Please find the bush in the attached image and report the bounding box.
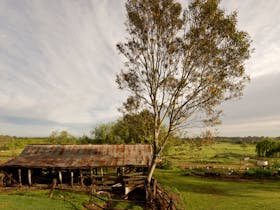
[182,170,191,176]
[4,138,25,150]
[244,168,276,178]
[156,159,172,169]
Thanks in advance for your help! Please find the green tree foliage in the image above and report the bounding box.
[256,139,280,157]
[114,109,154,143]
[49,130,77,144]
[78,135,94,144]
[91,123,124,144]
[0,135,15,149]
[1,135,24,150]
[116,0,251,182]
[91,110,158,144]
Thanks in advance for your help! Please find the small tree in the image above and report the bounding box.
[91,123,123,144]
[49,130,77,144]
[91,110,155,144]
[114,109,154,143]
[256,139,280,157]
[116,0,251,183]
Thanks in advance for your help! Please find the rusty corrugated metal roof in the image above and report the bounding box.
[1,144,152,169]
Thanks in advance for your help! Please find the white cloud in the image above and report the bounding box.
[0,0,279,137]
[221,0,280,78]
[217,117,280,137]
[0,0,127,135]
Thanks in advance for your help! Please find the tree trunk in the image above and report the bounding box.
[147,123,160,184]
[147,155,157,184]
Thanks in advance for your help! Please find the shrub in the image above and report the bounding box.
[256,139,280,157]
[156,159,172,169]
[244,168,276,178]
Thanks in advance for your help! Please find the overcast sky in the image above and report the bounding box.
[0,0,279,137]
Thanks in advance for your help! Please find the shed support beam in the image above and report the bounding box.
[70,171,74,187]
[28,169,31,186]
[80,171,84,187]
[18,169,22,186]
[58,170,62,185]
[90,168,93,184]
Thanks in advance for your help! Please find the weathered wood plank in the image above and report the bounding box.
[124,180,145,185]
[95,180,118,185]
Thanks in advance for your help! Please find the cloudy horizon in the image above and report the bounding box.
[0,0,279,137]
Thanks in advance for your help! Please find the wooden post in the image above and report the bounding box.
[70,171,74,187]
[106,193,112,209]
[80,171,84,187]
[153,179,157,198]
[90,183,97,204]
[49,178,57,198]
[90,185,94,204]
[58,170,62,184]
[28,169,32,186]
[168,198,174,210]
[18,169,22,186]
[90,168,94,184]
[90,168,97,196]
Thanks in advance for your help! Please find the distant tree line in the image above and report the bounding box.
[1,126,279,150]
[214,136,280,144]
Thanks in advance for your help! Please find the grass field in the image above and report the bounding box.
[1,171,279,210]
[0,189,144,210]
[0,137,50,164]
[156,169,280,210]
[0,190,88,210]
[164,142,280,169]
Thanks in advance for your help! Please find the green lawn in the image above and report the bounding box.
[156,169,280,210]
[0,189,144,210]
[0,190,89,210]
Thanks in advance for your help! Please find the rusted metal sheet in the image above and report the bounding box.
[1,144,152,169]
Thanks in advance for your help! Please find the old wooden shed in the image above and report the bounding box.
[0,144,152,194]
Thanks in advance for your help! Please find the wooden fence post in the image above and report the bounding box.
[153,179,157,198]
